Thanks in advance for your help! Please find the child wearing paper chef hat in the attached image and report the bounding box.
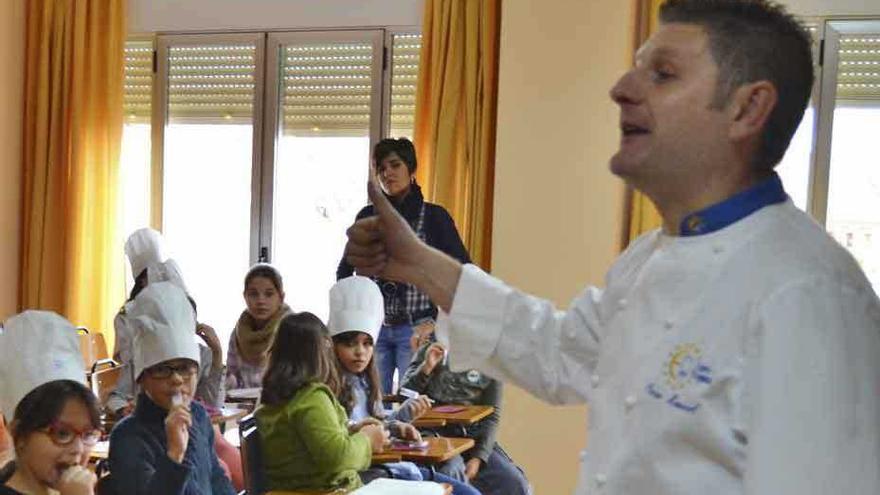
[109,228,226,418]
[0,311,101,495]
[327,277,480,495]
[107,281,235,495]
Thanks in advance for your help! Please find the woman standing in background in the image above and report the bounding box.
[337,138,470,395]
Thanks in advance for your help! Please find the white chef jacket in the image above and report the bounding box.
[437,200,880,494]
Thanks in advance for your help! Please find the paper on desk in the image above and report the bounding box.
[350,479,445,495]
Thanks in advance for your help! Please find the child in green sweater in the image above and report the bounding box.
[256,312,388,492]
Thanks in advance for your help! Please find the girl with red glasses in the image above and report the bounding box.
[0,311,101,495]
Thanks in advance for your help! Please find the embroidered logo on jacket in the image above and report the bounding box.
[645,343,713,414]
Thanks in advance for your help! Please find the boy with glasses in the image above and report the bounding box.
[108,282,235,495]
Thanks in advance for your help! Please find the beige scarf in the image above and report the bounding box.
[233,304,292,364]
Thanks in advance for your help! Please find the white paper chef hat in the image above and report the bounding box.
[0,311,86,421]
[147,258,189,294]
[129,281,200,381]
[125,228,166,278]
[327,276,384,343]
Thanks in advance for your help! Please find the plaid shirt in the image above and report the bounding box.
[377,203,434,321]
[337,184,472,322]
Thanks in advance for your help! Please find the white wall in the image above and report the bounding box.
[129,0,424,32]
[783,0,880,16]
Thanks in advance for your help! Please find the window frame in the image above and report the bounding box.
[807,17,880,226]
[136,26,419,265]
[259,29,386,264]
[383,27,422,139]
[152,31,268,257]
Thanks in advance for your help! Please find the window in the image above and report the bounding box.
[387,32,421,139]
[264,31,383,322]
[121,39,154,289]
[120,30,422,352]
[157,35,262,340]
[775,19,880,288]
[820,25,880,288]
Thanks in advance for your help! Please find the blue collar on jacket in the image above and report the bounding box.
[679,173,788,236]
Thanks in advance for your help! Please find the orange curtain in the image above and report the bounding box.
[20,0,126,348]
[622,0,664,247]
[0,415,10,462]
[413,0,501,270]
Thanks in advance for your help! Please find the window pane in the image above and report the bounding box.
[271,39,376,321]
[162,41,257,351]
[121,40,153,289]
[776,108,813,211]
[776,21,819,212]
[389,33,421,139]
[825,32,880,288]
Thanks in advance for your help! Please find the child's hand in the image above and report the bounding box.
[396,423,422,442]
[465,458,482,480]
[361,423,390,453]
[410,321,435,351]
[165,402,192,463]
[196,323,223,366]
[403,395,433,420]
[421,343,446,375]
[57,465,97,495]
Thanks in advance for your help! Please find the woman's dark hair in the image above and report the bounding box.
[127,270,199,316]
[9,380,101,443]
[332,331,383,419]
[127,268,149,302]
[244,264,284,293]
[261,313,339,406]
[373,138,417,175]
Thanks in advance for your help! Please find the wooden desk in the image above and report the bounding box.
[211,406,249,426]
[371,452,403,464]
[88,440,109,461]
[226,387,261,404]
[411,418,447,428]
[393,437,474,464]
[417,405,494,426]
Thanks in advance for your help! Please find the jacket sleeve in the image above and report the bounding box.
[196,345,225,408]
[429,206,471,265]
[224,332,242,391]
[107,311,135,413]
[293,389,372,473]
[469,379,502,463]
[337,206,374,280]
[436,264,604,406]
[106,361,135,414]
[109,423,191,495]
[399,342,433,394]
[744,277,880,494]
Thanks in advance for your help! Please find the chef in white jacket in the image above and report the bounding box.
[341,1,880,494]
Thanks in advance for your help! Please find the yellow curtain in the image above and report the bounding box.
[0,415,9,459]
[21,0,126,350]
[413,0,500,270]
[623,0,664,247]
